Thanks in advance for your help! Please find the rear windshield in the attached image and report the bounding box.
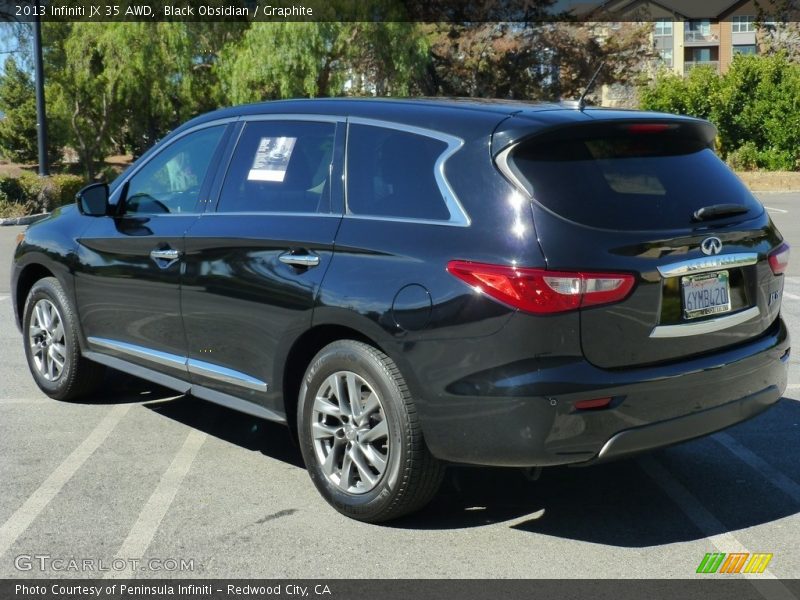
[508,131,763,230]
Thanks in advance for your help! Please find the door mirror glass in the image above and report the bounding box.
[76,183,109,216]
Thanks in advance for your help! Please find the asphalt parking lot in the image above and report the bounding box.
[0,194,799,581]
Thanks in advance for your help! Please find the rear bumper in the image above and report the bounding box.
[419,317,789,467]
[590,384,779,464]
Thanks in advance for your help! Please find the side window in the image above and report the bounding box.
[124,126,224,214]
[346,124,450,221]
[217,121,336,214]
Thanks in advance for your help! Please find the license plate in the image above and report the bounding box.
[681,271,731,320]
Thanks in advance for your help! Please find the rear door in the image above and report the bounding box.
[498,118,787,368]
[180,116,344,416]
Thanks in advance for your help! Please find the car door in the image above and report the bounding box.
[180,116,344,417]
[74,123,230,381]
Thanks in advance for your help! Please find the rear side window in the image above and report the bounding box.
[218,120,335,214]
[346,124,450,221]
[508,130,763,230]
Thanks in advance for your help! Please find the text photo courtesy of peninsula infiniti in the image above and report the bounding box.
[10,98,790,522]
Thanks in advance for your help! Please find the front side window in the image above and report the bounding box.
[217,120,335,214]
[124,126,224,214]
[346,124,451,221]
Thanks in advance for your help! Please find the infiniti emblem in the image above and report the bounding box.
[701,237,723,256]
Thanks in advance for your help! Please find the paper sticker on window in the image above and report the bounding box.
[248,137,297,182]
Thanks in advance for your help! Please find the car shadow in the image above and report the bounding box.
[77,372,800,546]
[75,368,305,468]
[388,398,800,547]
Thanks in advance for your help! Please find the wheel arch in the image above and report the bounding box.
[280,323,390,441]
[14,262,57,329]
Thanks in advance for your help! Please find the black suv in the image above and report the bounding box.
[11,98,790,522]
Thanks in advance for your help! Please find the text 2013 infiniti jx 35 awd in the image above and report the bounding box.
[11,98,790,522]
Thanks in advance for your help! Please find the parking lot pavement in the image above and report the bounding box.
[1,196,799,581]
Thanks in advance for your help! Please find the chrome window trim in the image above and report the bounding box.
[657,253,759,278]
[199,212,342,219]
[649,306,760,338]
[343,117,470,227]
[239,113,345,124]
[494,144,530,196]
[87,337,268,392]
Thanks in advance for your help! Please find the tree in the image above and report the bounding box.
[755,0,800,62]
[0,56,54,163]
[44,22,243,177]
[640,53,800,170]
[419,21,653,101]
[218,21,429,103]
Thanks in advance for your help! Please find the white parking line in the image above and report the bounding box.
[105,429,206,578]
[765,207,789,214]
[0,295,8,301]
[782,292,800,301]
[0,404,131,557]
[638,456,795,599]
[0,398,48,405]
[714,433,800,504]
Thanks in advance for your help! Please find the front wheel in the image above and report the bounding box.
[22,277,105,401]
[297,340,443,522]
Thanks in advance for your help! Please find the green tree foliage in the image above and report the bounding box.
[640,53,800,170]
[0,57,39,163]
[218,22,428,103]
[45,22,242,178]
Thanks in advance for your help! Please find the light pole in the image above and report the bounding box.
[33,0,48,176]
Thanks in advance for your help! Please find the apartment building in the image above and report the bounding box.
[585,0,769,75]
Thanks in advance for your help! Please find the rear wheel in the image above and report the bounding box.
[297,340,443,522]
[23,277,105,401]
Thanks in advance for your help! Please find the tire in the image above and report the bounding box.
[22,277,105,401]
[297,340,444,523]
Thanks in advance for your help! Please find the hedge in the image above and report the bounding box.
[0,172,85,216]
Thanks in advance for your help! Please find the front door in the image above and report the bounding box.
[74,124,228,380]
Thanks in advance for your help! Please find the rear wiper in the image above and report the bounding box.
[692,204,750,222]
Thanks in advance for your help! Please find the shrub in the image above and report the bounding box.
[641,53,800,171]
[0,174,25,202]
[726,142,760,171]
[0,172,86,214]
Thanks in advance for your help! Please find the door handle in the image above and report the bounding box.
[150,248,182,268]
[279,251,320,268]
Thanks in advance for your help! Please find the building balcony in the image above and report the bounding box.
[684,31,720,45]
[685,60,720,72]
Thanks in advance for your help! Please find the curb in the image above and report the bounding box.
[0,213,50,227]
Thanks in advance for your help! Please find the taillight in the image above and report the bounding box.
[769,242,790,275]
[446,261,635,315]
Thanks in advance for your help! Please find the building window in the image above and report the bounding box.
[733,44,757,55]
[688,20,711,35]
[659,48,674,67]
[654,18,673,36]
[732,15,756,33]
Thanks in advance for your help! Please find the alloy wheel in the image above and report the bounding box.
[28,298,67,382]
[311,371,390,494]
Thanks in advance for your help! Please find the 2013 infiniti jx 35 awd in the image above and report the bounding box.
[11,98,790,522]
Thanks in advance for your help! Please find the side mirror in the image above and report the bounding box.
[76,182,109,216]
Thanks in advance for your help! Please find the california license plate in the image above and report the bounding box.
[682,271,731,320]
